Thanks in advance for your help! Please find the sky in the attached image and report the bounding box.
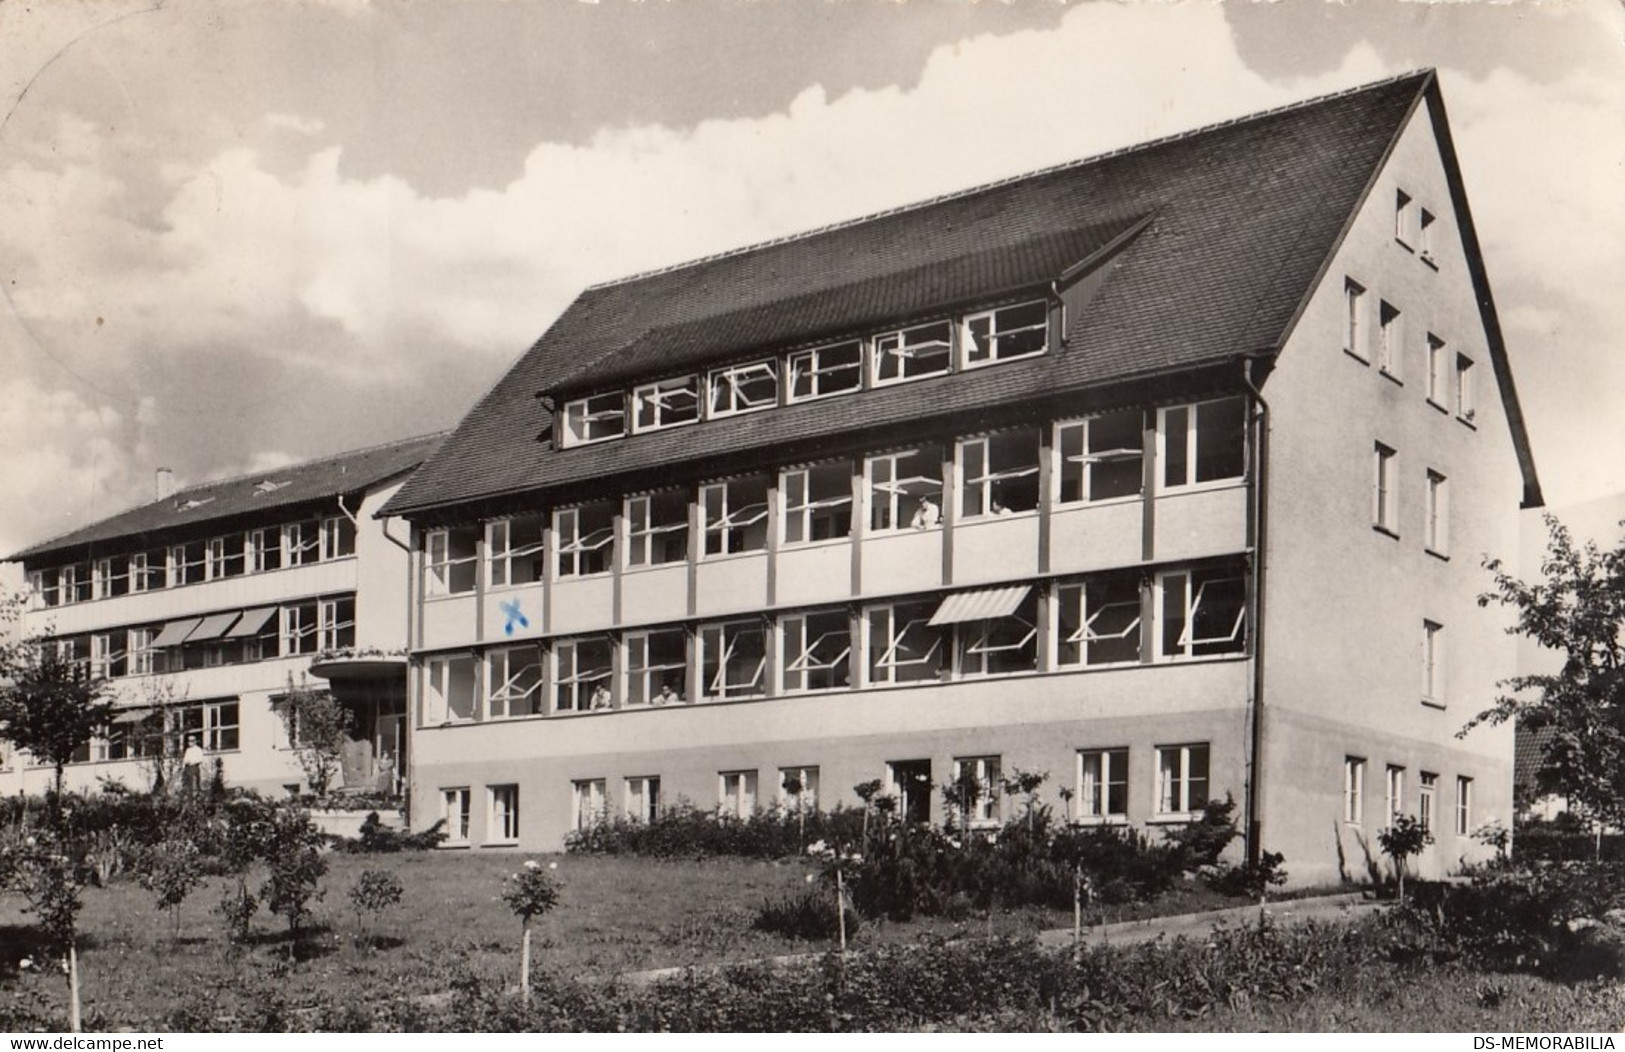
[1,0,1622,577]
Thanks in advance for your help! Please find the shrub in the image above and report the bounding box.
[1378,814,1433,901]
[332,813,447,853]
[754,887,860,942]
[258,803,328,945]
[137,836,204,940]
[348,868,405,952]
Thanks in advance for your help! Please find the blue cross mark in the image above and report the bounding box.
[500,598,530,637]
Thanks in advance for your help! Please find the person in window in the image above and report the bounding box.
[990,498,1014,518]
[653,682,680,706]
[589,684,612,711]
[181,734,205,792]
[910,495,941,530]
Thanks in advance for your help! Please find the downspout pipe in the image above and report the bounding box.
[1240,351,1273,869]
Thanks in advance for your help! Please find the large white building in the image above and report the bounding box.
[5,434,441,796]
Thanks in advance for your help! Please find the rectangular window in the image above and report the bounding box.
[318,596,356,651]
[94,556,130,599]
[1056,574,1142,667]
[787,340,862,402]
[959,428,1041,517]
[1426,335,1448,408]
[426,526,479,596]
[1158,567,1247,660]
[487,513,545,588]
[250,528,282,573]
[625,491,689,567]
[718,770,758,820]
[169,544,205,587]
[172,700,238,752]
[127,628,155,676]
[1344,278,1368,361]
[554,637,612,713]
[1426,470,1448,555]
[782,461,852,545]
[700,620,767,700]
[1155,743,1210,817]
[29,569,58,608]
[624,628,686,707]
[1419,772,1437,833]
[573,779,607,831]
[91,632,126,679]
[886,759,934,825]
[284,521,321,567]
[424,654,478,724]
[632,376,700,432]
[1385,765,1406,823]
[1419,207,1437,261]
[1455,776,1473,836]
[961,300,1047,368]
[561,391,627,446]
[1395,189,1414,246]
[1455,354,1476,423]
[780,609,851,693]
[866,599,945,685]
[488,785,520,842]
[1422,620,1444,704]
[950,755,1002,825]
[1373,443,1397,534]
[866,444,943,532]
[708,360,778,417]
[1160,398,1246,490]
[1077,748,1129,821]
[206,535,245,580]
[1378,301,1402,378]
[442,788,471,843]
[872,320,952,386]
[625,776,661,823]
[956,590,1039,678]
[1344,757,1366,824]
[1057,410,1143,504]
[779,766,820,811]
[321,516,357,560]
[283,602,319,656]
[487,645,543,719]
[59,563,90,604]
[700,477,769,557]
[555,502,616,577]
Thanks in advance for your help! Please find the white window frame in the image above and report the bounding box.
[699,619,767,701]
[127,627,155,677]
[318,596,355,651]
[718,770,759,820]
[1455,354,1476,424]
[1395,189,1415,248]
[1076,748,1129,822]
[1455,776,1472,836]
[425,526,478,597]
[1156,568,1247,660]
[561,391,627,447]
[250,528,282,574]
[441,787,471,843]
[951,755,1002,826]
[284,520,321,567]
[778,766,820,811]
[1055,410,1144,505]
[282,602,320,656]
[625,492,689,568]
[623,628,686,707]
[424,653,478,725]
[487,645,544,719]
[954,595,1039,679]
[1385,765,1406,824]
[554,504,616,578]
[1157,397,1248,492]
[1344,756,1366,824]
[1343,278,1368,362]
[960,300,1048,370]
[488,784,520,843]
[1425,470,1448,556]
[554,636,613,714]
[625,776,661,824]
[27,569,53,609]
[572,779,607,831]
[779,609,851,694]
[871,320,952,387]
[321,516,356,560]
[1419,207,1437,263]
[1426,334,1448,408]
[699,478,769,558]
[1378,301,1402,379]
[864,599,945,686]
[957,430,1040,519]
[486,514,545,589]
[786,340,862,403]
[1056,576,1142,668]
[1422,620,1444,705]
[780,462,853,546]
[864,446,943,533]
[631,375,701,433]
[1373,443,1397,534]
[1419,771,1437,834]
[707,359,779,418]
[1155,742,1210,818]
[91,632,126,680]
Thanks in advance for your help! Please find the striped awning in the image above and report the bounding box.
[186,612,241,643]
[226,607,278,638]
[150,618,203,649]
[928,584,1032,626]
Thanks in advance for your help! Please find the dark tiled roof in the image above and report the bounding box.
[385,72,1440,517]
[11,432,445,564]
[1514,722,1557,800]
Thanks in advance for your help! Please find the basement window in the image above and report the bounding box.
[950,755,1002,826]
[872,320,952,387]
[1159,397,1246,490]
[962,301,1048,369]
[782,460,852,545]
[700,619,767,701]
[700,477,769,557]
[1155,742,1210,817]
[1158,567,1247,660]
[555,502,615,578]
[780,608,852,693]
[708,360,779,418]
[959,428,1040,517]
[561,391,627,446]
[787,340,862,402]
[1057,409,1144,504]
[632,376,701,433]
[1057,573,1142,667]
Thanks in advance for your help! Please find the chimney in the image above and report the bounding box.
[156,467,176,501]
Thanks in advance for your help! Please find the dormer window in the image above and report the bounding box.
[962,301,1048,369]
[707,360,778,418]
[872,321,952,387]
[632,376,701,433]
[561,392,627,447]
[787,340,862,402]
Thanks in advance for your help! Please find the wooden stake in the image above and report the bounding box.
[835,869,847,953]
[69,943,81,1033]
[520,922,532,1005]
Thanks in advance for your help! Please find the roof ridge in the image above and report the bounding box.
[585,69,1433,293]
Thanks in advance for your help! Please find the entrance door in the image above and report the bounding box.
[887,759,933,825]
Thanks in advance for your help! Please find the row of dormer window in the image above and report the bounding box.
[27,516,358,610]
[1342,278,1477,424]
[558,300,1052,447]
[420,562,1248,724]
[45,594,356,680]
[429,396,1248,595]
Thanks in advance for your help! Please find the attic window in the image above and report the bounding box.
[872,321,952,387]
[632,376,700,433]
[787,341,862,402]
[1395,189,1415,248]
[561,392,627,447]
[961,301,1048,369]
[1419,208,1437,264]
[707,360,778,418]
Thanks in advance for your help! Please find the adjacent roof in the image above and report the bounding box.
[384,69,1540,517]
[11,432,445,564]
